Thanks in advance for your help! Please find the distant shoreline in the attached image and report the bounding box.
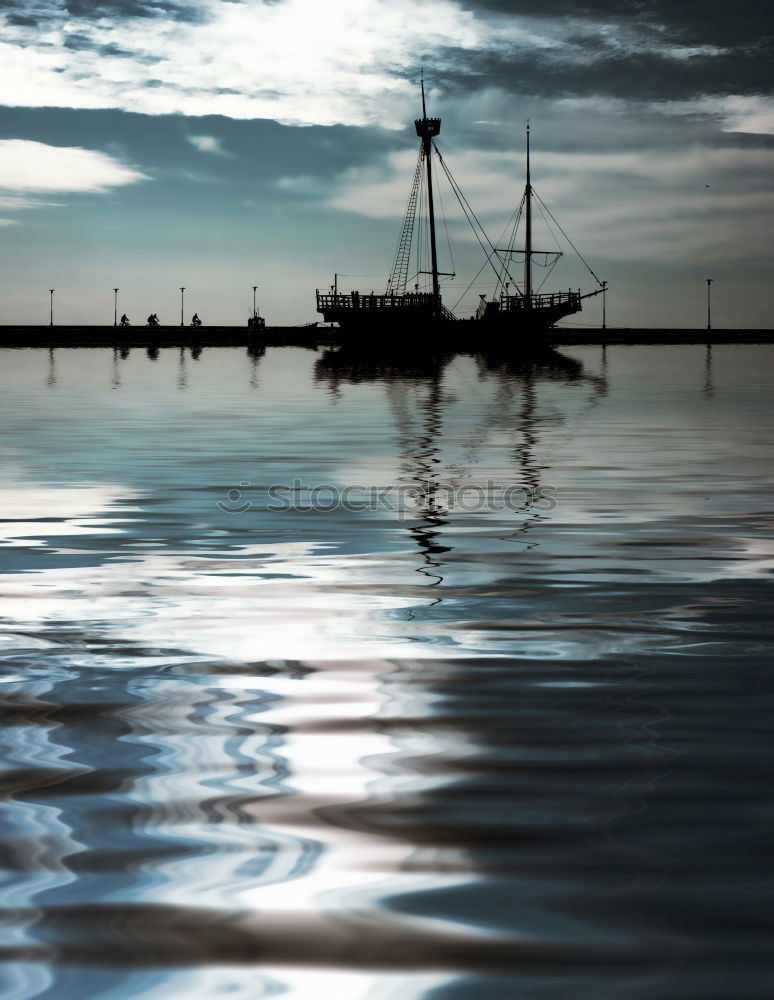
[0,325,772,348]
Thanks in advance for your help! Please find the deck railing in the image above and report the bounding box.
[499,291,581,312]
[316,291,440,311]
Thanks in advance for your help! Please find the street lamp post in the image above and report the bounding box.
[49,289,55,327]
[706,278,713,331]
[601,280,608,330]
[252,285,257,320]
[180,287,186,328]
[113,288,119,327]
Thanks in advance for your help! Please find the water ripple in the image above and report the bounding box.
[0,345,772,998]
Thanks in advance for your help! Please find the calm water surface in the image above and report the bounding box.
[0,344,772,999]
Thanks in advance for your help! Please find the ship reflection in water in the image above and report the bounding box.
[0,343,772,999]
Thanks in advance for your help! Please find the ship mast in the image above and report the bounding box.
[415,77,442,305]
[524,121,532,303]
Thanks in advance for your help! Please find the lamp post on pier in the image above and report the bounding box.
[113,288,119,327]
[49,289,54,327]
[601,280,608,330]
[252,285,257,320]
[180,287,186,328]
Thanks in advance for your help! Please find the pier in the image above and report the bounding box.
[0,325,326,348]
[0,325,772,349]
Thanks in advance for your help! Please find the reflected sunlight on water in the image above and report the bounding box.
[0,344,772,999]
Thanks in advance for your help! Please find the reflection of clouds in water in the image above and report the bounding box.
[122,967,451,1000]
[0,480,421,660]
[0,538,702,663]
[1,480,772,668]
[0,965,53,1000]
[701,536,774,581]
[1,646,483,998]
[0,483,137,545]
[0,670,82,977]
[0,483,492,998]
[125,662,491,968]
[1,348,771,999]
[0,540,423,661]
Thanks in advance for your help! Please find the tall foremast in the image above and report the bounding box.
[415,78,442,304]
[524,121,533,302]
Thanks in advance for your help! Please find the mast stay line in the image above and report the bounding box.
[432,142,517,289]
[532,188,604,288]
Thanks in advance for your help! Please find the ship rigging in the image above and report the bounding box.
[316,85,605,338]
[316,79,455,328]
[472,122,605,330]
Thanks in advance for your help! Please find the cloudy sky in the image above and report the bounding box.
[0,0,771,326]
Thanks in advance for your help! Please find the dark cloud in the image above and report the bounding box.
[65,1,202,19]
[4,12,37,26]
[0,106,400,188]
[0,0,202,20]
[468,0,774,48]
[436,44,773,102]
[449,0,774,102]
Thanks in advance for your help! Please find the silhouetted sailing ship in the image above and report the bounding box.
[316,86,604,343]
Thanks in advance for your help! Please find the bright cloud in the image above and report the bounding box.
[714,95,774,135]
[0,0,482,127]
[662,95,774,135]
[328,145,774,216]
[0,140,147,194]
[187,134,228,155]
[325,140,774,264]
[0,139,147,214]
[0,0,726,128]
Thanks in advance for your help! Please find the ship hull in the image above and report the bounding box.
[317,310,568,351]
[476,292,583,329]
[482,301,581,329]
[316,320,558,359]
[315,292,582,354]
[317,306,445,329]
[316,291,455,331]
